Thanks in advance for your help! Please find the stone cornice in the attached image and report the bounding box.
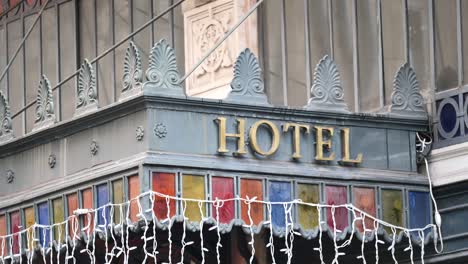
[0,94,428,158]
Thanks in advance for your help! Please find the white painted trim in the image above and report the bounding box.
[428,142,468,186]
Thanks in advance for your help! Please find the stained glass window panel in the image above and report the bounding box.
[152,172,176,220]
[240,179,264,225]
[52,198,65,242]
[269,181,291,228]
[81,188,94,233]
[211,177,235,223]
[182,175,205,222]
[24,207,35,250]
[96,184,109,226]
[0,215,6,257]
[382,189,404,233]
[67,194,78,238]
[38,202,50,247]
[326,185,348,231]
[353,187,376,232]
[112,180,124,223]
[298,184,320,230]
[128,175,140,222]
[409,191,431,231]
[9,211,20,254]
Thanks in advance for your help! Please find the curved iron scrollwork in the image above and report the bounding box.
[0,90,13,143]
[225,48,269,105]
[305,55,349,113]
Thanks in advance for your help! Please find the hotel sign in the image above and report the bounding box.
[215,117,363,164]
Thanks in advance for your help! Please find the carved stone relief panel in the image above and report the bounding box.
[183,0,258,99]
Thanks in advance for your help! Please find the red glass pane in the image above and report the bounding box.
[152,172,176,220]
[240,179,263,225]
[81,188,94,233]
[128,175,140,222]
[353,187,376,232]
[326,185,348,231]
[211,177,235,223]
[0,215,6,257]
[10,211,20,254]
[67,194,78,238]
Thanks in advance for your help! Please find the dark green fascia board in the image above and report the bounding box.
[0,94,429,158]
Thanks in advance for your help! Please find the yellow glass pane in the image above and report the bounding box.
[112,180,124,223]
[24,207,35,249]
[298,184,320,230]
[52,198,65,242]
[382,189,404,233]
[182,175,205,222]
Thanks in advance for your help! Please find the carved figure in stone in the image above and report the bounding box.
[144,39,184,96]
[305,55,349,113]
[77,59,98,110]
[225,48,269,105]
[35,75,55,128]
[122,41,143,93]
[390,63,427,119]
[0,90,13,142]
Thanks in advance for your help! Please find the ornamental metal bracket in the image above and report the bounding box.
[120,41,143,101]
[33,75,56,131]
[75,59,98,117]
[225,48,270,106]
[388,63,427,119]
[304,55,350,113]
[0,90,14,144]
[143,39,185,97]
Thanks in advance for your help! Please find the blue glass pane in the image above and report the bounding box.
[38,203,50,246]
[440,103,457,132]
[269,181,291,228]
[96,184,109,225]
[409,191,431,233]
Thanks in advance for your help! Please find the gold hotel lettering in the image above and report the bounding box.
[215,117,363,164]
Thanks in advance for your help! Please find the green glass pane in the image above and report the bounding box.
[298,184,320,230]
[183,175,205,222]
[381,189,403,233]
[52,198,65,242]
[112,180,124,223]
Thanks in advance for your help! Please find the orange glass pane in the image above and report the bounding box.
[240,179,263,225]
[81,188,94,233]
[211,177,235,223]
[67,194,78,239]
[24,207,35,250]
[0,215,6,257]
[128,175,140,222]
[152,172,176,220]
[182,175,205,222]
[353,187,376,232]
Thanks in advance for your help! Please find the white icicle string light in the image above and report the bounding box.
[0,190,442,263]
[266,202,276,264]
[244,196,256,264]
